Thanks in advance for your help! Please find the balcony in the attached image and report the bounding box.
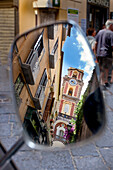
[58,112,76,122]
[32,97,41,110]
[32,69,48,110]
[43,92,54,122]
[32,85,46,110]
[21,33,44,85]
[62,94,79,103]
[33,0,52,8]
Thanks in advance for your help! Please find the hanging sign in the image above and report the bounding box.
[88,0,109,7]
[67,8,79,23]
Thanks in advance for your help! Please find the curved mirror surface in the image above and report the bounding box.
[12,23,104,148]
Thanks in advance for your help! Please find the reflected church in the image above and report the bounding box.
[54,67,84,143]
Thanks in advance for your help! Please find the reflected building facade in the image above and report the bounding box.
[12,24,68,145]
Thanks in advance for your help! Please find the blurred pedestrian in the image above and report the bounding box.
[95,19,113,90]
[87,28,96,53]
[102,24,105,29]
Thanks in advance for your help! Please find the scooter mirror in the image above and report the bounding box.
[10,21,105,149]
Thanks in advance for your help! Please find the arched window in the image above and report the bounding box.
[56,126,65,139]
[59,130,64,137]
[72,71,77,78]
[68,88,73,96]
[64,104,69,113]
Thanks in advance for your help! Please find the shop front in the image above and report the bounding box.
[87,0,110,32]
[23,106,48,145]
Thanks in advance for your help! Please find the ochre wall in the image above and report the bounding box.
[19,0,35,34]
[110,0,113,12]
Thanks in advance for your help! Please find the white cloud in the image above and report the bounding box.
[76,33,95,98]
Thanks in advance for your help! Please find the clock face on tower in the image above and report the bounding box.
[69,79,77,86]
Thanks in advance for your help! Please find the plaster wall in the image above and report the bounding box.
[19,0,35,34]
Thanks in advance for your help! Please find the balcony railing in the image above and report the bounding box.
[58,112,76,121]
[21,48,45,85]
[21,32,44,85]
[32,85,46,110]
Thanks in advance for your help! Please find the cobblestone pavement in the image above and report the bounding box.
[1,64,113,170]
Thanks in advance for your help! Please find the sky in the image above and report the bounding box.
[61,25,96,97]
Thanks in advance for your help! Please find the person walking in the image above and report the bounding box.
[95,19,113,90]
[87,28,96,53]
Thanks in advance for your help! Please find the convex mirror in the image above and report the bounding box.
[11,21,105,149]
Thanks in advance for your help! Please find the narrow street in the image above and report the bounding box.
[1,63,113,169]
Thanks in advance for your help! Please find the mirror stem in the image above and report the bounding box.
[0,136,24,168]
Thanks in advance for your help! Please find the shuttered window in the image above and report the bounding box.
[14,74,24,95]
[14,73,24,106]
[35,69,48,98]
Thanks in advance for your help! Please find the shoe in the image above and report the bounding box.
[105,82,110,88]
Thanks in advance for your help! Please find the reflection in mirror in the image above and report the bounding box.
[12,22,105,148]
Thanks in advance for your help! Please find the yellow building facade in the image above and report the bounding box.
[0,0,111,64]
[110,0,113,19]
[12,22,68,145]
[19,0,35,34]
[19,0,110,35]
[19,0,87,34]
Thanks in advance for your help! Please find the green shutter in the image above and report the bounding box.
[53,0,60,7]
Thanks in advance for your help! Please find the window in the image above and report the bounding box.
[59,130,64,137]
[35,69,48,107]
[110,12,113,19]
[51,38,59,55]
[63,104,69,113]
[14,74,24,95]
[68,88,73,96]
[72,71,77,78]
[14,74,24,106]
[26,31,44,66]
[53,0,60,7]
